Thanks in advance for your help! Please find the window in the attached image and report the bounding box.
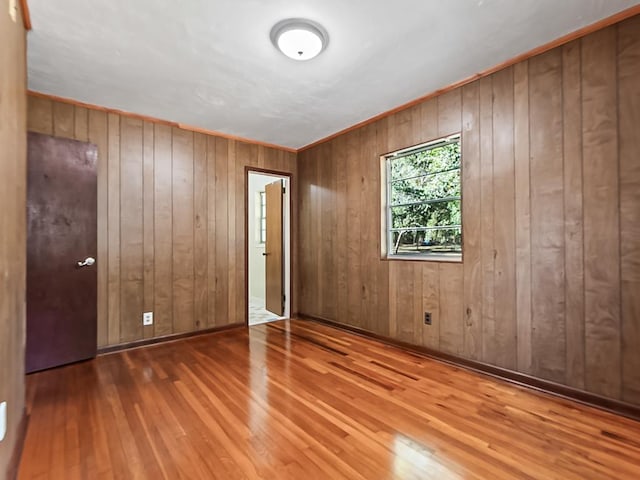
[258,191,267,244]
[383,134,462,261]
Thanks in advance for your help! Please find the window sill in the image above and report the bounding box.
[382,254,462,263]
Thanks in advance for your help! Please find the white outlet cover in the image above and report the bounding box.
[143,312,153,326]
[0,401,6,442]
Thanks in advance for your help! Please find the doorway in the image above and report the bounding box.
[247,170,291,326]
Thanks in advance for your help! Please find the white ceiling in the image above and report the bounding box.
[27,0,639,149]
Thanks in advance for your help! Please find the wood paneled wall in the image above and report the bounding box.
[0,1,27,476]
[27,96,297,348]
[297,16,640,406]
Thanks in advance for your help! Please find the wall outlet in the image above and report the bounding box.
[424,312,432,325]
[0,401,6,442]
[143,312,153,326]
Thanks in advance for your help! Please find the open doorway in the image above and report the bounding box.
[247,170,291,326]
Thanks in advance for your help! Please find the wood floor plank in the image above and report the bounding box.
[19,320,640,480]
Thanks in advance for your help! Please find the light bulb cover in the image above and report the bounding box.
[270,19,328,61]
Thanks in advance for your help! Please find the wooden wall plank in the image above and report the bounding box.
[153,124,173,337]
[387,264,398,339]
[52,101,74,138]
[528,49,566,383]
[319,142,337,320]
[119,117,144,343]
[582,27,621,399]
[346,130,362,328]
[194,133,208,329]
[235,143,251,325]
[206,136,217,328]
[287,150,299,316]
[335,135,348,324]
[437,90,462,137]
[360,123,377,332]
[387,109,412,153]
[312,145,323,318]
[421,264,440,350]
[214,138,229,325]
[107,113,121,345]
[419,99,438,141]
[297,150,311,315]
[88,110,109,347]
[74,106,89,142]
[172,128,195,333]
[226,140,237,325]
[618,16,640,404]
[395,262,415,343]
[478,76,496,364]
[491,67,517,370]
[375,118,390,336]
[412,264,424,345]
[462,82,482,360]
[513,61,532,375]
[27,95,53,134]
[142,121,155,339]
[562,40,586,389]
[439,263,464,355]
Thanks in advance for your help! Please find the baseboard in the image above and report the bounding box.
[98,323,246,355]
[300,314,640,422]
[6,408,28,480]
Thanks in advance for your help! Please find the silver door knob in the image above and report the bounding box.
[77,257,95,267]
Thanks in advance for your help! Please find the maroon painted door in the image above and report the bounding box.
[26,132,98,373]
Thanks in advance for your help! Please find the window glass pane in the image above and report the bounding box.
[390,141,460,181]
[390,200,461,229]
[391,170,460,205]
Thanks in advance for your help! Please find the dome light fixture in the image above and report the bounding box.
[270,19,328,61]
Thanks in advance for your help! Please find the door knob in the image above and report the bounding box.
[77,257,95,267]
[262,252,269,256]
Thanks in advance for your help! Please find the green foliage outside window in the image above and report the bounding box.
[386,136,462,258]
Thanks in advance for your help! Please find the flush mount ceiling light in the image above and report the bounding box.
[270,19,328,61]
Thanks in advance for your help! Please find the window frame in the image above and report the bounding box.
[381,133,463,263]
[258,190,267,244]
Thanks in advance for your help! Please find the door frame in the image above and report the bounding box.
[244,167,293,325]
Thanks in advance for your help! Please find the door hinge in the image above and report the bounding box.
[282,186,286,194]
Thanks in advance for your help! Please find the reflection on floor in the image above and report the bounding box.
[19,320,640,479]
[249,296,283,325]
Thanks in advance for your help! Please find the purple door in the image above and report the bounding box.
[26,132,98,373]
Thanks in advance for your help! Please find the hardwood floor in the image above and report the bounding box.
[19,320,640,479]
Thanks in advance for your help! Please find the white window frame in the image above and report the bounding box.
[381,133,462,262]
